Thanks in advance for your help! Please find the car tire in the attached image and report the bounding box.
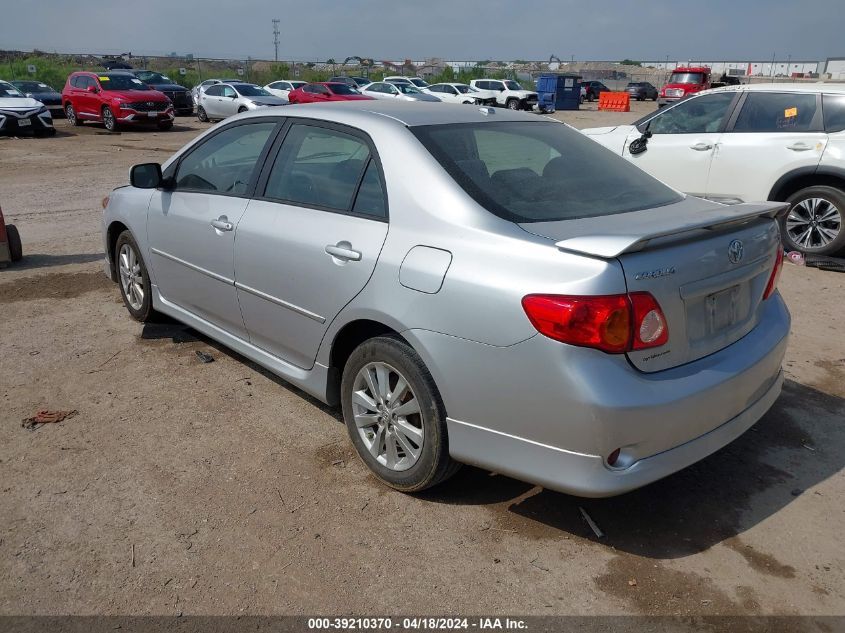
[5,224,22,262]
[114,230,157,322]
[65,103,82,126]
[506,98,519,111]
[157,121,173,131]
[341,335,460,493]
[197,106,209,122]
[102,106,118,132]
[237,106,248,114]
[780,186,845,256]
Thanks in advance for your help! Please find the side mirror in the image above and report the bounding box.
[130,163,163,189]
[86,85,98,93]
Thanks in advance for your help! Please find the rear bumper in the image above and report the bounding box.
[405,293,790,497]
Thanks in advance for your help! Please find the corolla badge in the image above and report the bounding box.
[728,239,744,264]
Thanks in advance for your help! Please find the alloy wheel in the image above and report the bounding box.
[351,362,424,472]
[66,105,76,125]
[118,243,144,311]
[103,107,116,131]
[786,197,842,250]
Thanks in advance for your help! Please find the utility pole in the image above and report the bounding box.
[272,19,280,62]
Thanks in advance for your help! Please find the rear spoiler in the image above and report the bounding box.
[554,202,788,259]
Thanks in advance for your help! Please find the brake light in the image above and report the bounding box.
[763,248,784,300]
[521,292,669,354]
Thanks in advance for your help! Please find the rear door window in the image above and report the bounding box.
[823,94,845,133]
[732,92,819,132]
[263,124,373,213]
[647,92,735,134]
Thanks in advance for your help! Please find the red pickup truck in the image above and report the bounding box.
[657,66,711,107]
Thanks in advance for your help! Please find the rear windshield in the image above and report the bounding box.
[412,121,682,223]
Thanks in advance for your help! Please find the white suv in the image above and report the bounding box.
[583,83,845,255]
[470,79,538,111]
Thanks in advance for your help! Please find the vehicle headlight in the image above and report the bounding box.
[37,105,49,115]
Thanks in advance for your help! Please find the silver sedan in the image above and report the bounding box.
[196,83,286,122]
[101,102,790,497]
[359,81,442,102]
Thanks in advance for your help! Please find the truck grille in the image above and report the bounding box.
[164,91,191,107]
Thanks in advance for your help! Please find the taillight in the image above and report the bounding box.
[629,292,669,349]
[521,292,668,354]
[763,248,784,300]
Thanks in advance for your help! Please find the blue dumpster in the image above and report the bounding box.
[536,74,581,113]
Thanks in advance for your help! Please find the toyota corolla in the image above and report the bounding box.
[101,102,790,497]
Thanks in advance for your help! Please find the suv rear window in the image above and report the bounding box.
[823,94,845,133]
[733,92,818,132]
[412,121,681,223]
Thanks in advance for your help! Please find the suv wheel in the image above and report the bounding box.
[341,335,460,492]
[197,106,209,122]
[781,186,845,256]
[5,224,22,262]
[66,103,82,126]
[506,98,519,110]
[115,231,156,321]
[102,106,118,132]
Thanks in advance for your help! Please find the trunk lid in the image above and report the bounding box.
[520,197,786,372]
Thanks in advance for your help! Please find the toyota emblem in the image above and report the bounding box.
[728,239,744,264]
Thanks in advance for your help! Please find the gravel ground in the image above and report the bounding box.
[1,101,843,618]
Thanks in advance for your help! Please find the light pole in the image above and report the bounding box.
[273,19,280,62]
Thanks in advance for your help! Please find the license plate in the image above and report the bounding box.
[147,112,158,118]
[706,285,741,333]
[18,119,31,127]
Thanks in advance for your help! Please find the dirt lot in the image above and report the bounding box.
[1,101,844,618]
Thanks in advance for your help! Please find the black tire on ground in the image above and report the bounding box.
[157,120,173,131]
[780,186,845,256]
[65,103,82,126]
[197,106,209,122]
[506,98,519,110]
[102,106,118,132]
[114,230,157,322]
[5,224,22,262]
[341,335,461,493]
[652,95,658,101]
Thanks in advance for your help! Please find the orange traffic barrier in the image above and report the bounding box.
[598,91,630,112]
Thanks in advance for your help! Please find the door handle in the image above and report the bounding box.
[210,217,234,232]
[325,243,362,261]
[786,143,813,151]
[690,142,714,151]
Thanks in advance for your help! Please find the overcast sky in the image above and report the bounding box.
[2,0,843,62]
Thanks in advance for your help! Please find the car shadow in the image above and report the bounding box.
[12,252,104,271]
[420,380,845,559]
[138,321,343,423]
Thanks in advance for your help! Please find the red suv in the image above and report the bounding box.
[62,72,174,132]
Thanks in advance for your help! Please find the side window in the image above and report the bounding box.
[175,122,277,194]
[428,85,441,93]
[648,92,735,134]
[823,94,845,133]
[446,86,458,95]
[70,76,80,88]
[733,93,818,132]
[222,86,236,98]
[352,160,387,218]
[264,124,371,212]
[205,85,223,96]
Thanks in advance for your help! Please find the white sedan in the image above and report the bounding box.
[264,80,307,101]
[423,83,482,105]
[359,82,442,102]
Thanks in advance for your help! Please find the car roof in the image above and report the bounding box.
[702,82,845,96]
[239,99,540,128]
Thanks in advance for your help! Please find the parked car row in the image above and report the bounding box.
[583,82,845,256]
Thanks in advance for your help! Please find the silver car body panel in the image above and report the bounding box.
[103,101,790,497]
